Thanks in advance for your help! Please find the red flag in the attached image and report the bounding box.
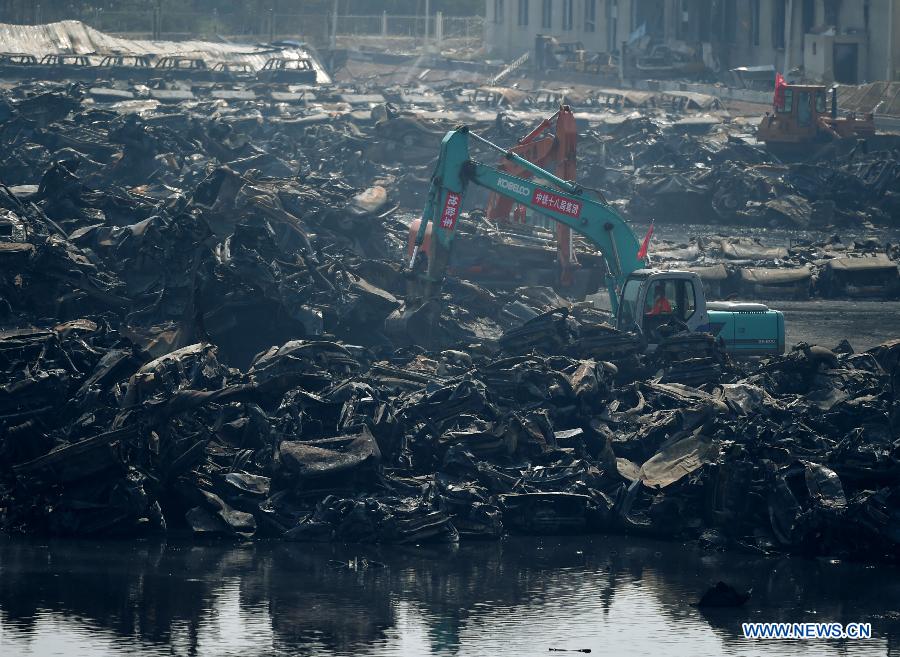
[774,72,786,110]
[637,222,654,261]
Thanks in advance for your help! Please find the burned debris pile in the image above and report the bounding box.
[582,115,900,231]
[2,304,900,562]
[0,82,898,563]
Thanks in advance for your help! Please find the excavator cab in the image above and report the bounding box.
[617,270,785,356]
[757,81,875,152]
[616,271,708,342]
[758,84,828,144]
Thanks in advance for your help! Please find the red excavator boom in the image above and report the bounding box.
[485,106,578,284]
[407,106,580,289]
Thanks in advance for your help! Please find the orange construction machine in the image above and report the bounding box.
[408,106,582,290]
[757,74,875,155]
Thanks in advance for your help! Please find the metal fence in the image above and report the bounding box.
[334,14,483,47]
[1,9,483,48]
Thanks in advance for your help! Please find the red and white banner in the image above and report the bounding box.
[531,189,582,218]
[439,191,462,230]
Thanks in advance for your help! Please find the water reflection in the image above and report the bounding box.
[1,536,898,656]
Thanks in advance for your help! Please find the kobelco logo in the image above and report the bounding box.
[497,178,529,197]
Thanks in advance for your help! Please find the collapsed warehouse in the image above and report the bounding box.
[0,21,899,563]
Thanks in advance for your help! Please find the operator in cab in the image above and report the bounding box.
[646,283,672,316]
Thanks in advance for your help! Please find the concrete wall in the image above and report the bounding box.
[804,32,867,83]
[486,0,638,58]
[895,0,900,80]
[804,32,828,78]
[484,0,899,82]
[730,0,893,82]
[866,0,900,82]
[723,1,783,71]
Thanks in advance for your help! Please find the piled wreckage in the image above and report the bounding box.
[0,79,898,564]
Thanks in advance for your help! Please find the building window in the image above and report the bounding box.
[781,88,794,113]
[541,0,552,28]
[585,0,597,32]
[750,0,760,46]
[606,0,618,46]
[518,0,529,26]
[494,0,504,24]
[824,0,839,26]
[676,0,689,39]
[697,0,711,40]
[772,0,786,49]
[563,0,574,30]
[723,0,737,43]
[802,0,815,33]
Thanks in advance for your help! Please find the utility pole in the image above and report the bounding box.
[271,0,277,42]
[888,0,895,81]
[425,0,430,47]
[331,0,338,48]
[784,0,793,75]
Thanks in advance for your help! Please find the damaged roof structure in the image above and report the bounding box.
[0,19,331,83]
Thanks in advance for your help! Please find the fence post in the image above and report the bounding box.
[436,11,443,47]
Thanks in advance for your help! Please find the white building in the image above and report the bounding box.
[485,0,900,83]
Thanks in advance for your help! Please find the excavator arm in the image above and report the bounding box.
[484,108,578,284]
[408,126,643,314]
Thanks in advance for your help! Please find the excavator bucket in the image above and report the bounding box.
[384,299,442,347]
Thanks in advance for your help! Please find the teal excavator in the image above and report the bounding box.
[389,123,785,357]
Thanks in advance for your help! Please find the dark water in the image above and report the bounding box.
[1,536,899,657]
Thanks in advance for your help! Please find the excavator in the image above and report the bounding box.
[407,107,596,293]
[389,123,786,357]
